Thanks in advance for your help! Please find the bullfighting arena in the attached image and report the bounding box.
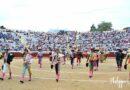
[0,57,130,90]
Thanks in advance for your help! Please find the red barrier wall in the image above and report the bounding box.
[82,52,115,57]
[13,52,50,57]
[4,52,116,58]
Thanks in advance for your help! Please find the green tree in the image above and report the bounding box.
[97,21,112,32]
[90,24,97,32]
[97,21,112,48]
[57,30,67,35]
[0,25,6,29]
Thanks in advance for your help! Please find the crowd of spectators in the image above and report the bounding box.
[0,28,130,52]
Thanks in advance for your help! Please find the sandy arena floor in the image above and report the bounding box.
[0,57,130,90]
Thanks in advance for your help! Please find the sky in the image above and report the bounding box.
[0,0,130,32]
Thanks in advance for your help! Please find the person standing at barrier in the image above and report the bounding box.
[115,49,124,71]
[76,49,83,66]
[37,49,43,68]
[93,49,100,71]
[49,49,52,61]
[0,49,14,80]
[70,49,75,69]
[62,49,66,65]
[0,52,3,71]
[20,48,33,83]
[100,51,107,63]
[124,49,130,81]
